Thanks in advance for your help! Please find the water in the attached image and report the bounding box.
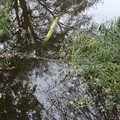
[1,0,120,119]
[21,58,86,119]
[87,0,120,23]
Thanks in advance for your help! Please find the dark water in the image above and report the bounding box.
[0,40,87,120]
[1,0,119,120]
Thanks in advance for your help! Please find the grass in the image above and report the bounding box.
[66,18,120,100]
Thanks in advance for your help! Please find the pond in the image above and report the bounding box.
[87,0,120,23]
[0,0,120,120]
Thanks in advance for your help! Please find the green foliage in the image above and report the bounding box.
[66,19,120,96]
[0,2,12,40]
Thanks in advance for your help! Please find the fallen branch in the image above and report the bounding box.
[0,66,16,70]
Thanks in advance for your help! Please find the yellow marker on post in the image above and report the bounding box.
[44,16,60,42]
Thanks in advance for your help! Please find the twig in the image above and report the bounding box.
[0,66,16,70]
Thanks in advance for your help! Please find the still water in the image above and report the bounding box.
[27,1,120,119]
[87,0,120,23]
[0,0,120,120]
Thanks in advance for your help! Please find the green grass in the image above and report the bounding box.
[66,19,120,96]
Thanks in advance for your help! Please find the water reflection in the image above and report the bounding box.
[1,0,119,119]
[0,38,87,120]
[0,70,42,120]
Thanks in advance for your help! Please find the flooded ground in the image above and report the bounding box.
[10,44,87,120]
[28,61,86,120]
[0,0,120,119]
[0,40,98,120]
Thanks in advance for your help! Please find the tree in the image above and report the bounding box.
[1,0,99,44]
[0,0,101,120]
